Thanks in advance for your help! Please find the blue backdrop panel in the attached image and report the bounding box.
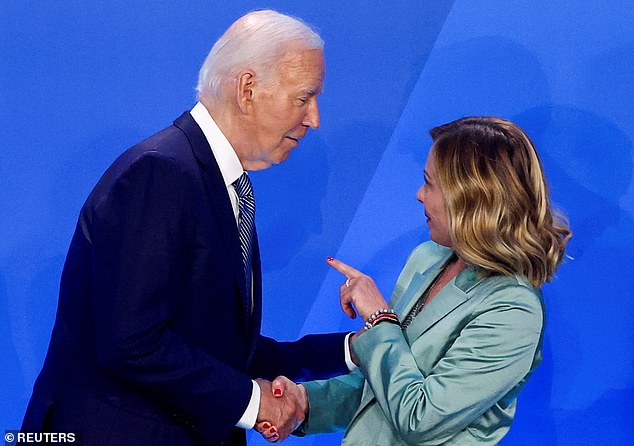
[1,1,632,444]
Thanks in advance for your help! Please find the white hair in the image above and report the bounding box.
[196,10,323,100]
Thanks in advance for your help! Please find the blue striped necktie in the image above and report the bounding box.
[233,173,255,291]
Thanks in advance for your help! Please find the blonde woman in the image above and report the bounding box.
[257,117,571,445]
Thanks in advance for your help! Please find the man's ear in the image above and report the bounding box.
[236,71,255,114]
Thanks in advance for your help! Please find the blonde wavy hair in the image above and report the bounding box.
[430,117,571,287]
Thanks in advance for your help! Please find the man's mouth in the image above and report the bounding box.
[286,136,299,143]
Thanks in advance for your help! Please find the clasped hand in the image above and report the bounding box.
[256,377,308,442]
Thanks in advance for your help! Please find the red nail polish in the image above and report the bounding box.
[262,422,271,429]
[327,257,334,262]
[274,389,282,396]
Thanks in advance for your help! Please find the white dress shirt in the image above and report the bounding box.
[190,102,357,431]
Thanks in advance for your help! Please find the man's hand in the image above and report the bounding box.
[255,377,307,442]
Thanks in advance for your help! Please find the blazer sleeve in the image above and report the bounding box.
[249,333,350,382]
[90,152,252,439]
[351,285,543,445]
[296,369,365,435]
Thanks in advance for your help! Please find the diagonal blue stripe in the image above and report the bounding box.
[234,173,256,278]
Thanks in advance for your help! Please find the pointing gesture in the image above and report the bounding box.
[326,257,389,321]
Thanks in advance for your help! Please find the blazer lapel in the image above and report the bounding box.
[393,251,453,320]
[403,284,468,341]
[173,112,251,317]
[403,266,482,340]
[394,271,434,320]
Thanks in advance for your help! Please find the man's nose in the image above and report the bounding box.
[302,96,320,129]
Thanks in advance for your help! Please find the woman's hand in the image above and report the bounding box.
[326,257,389,321]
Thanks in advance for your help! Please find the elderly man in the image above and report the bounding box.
[22,10,353,445]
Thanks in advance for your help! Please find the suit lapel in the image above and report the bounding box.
[173,112,252,318]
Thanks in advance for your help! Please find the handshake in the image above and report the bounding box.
[255,376,307,443]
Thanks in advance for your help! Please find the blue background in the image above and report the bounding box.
[1,1,633,444]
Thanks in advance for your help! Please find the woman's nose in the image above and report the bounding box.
[416,186,425,203]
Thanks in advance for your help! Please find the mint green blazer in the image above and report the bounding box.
[300,241,545,445]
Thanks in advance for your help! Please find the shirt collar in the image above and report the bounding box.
[190,101,244,187]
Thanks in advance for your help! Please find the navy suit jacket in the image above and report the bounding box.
[22,112,348,445]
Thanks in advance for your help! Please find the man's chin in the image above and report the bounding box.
[271,149,292,165]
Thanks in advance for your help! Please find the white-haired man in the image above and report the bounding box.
[22,10,353,445]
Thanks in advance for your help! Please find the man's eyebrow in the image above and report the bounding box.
[304,83,324,95]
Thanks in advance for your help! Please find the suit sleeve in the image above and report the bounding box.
[249,333,350,382]
[351,286,543,445]
[90,152,252,440]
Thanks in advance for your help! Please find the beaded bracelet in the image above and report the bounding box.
[363,308,400,331]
